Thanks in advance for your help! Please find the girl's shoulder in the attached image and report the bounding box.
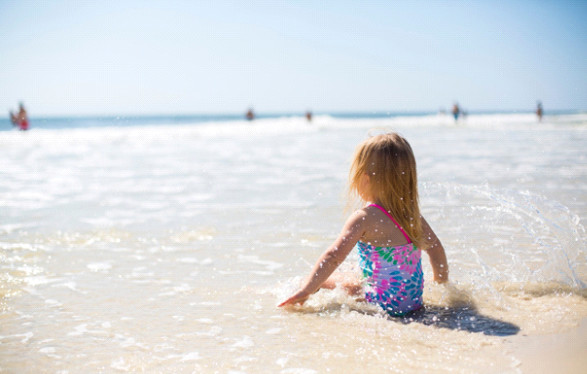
[360,204,387,219]
[352,205,378,217]
[347,205,382,227]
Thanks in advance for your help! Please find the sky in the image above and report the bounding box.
[1,0,586,116]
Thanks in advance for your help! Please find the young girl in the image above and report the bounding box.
[279,132,449,316]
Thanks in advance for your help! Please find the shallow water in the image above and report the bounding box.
[1,113,586,373]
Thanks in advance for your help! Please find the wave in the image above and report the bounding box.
[2,111,586,135]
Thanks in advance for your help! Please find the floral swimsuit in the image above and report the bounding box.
[357,204,424,316]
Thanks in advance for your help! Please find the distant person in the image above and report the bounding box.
[245,108,255,121]
[536,101,543,122]
[9,102,29,131]
[305,110,312,122]
[279,132,449,316]
[451,102,461,121]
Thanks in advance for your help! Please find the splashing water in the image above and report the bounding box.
[421,183,586,290]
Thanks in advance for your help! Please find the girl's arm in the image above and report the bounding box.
[278,210,368,307]
[421,217,449,283]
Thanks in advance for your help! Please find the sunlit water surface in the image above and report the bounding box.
[1,113,586,373]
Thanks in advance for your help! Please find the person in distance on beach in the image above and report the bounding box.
[246,108,255,121]
[451,102,460,122]
[9,102,29,131]
[536,101,543,122]
[279,133,449,316]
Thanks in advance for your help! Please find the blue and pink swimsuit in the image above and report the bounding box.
[357,204,424,316]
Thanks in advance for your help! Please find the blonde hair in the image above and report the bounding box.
[349,133,426,249]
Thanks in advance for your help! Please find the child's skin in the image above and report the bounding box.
[279,174,448,307]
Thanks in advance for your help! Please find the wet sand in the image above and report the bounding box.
[507,318,587,373]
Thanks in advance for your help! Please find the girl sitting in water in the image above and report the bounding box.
[279,132,449,316]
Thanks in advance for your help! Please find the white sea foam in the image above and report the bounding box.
[86,262,112,272]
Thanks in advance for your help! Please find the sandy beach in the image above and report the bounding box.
[507,318,587,373]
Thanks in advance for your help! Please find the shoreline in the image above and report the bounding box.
[506,317,587,373]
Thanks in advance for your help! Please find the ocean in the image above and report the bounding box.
[1,111,586,373]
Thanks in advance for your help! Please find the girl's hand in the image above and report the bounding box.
[278,290,311,307]
[433,275,448,284]
[278,210,368,309]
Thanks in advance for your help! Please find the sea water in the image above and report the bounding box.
[1,112,586,373]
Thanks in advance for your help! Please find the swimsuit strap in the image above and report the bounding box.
[368,203,412,244]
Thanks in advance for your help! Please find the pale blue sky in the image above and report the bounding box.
[1,0,586,116]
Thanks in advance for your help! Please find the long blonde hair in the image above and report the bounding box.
[349,133,426,249]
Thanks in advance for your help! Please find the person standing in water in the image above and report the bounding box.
[9,102,29,131]
[451,102,461,122]
[279,132,449,316]
[245,108,255,121]
[536,101,543,122]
